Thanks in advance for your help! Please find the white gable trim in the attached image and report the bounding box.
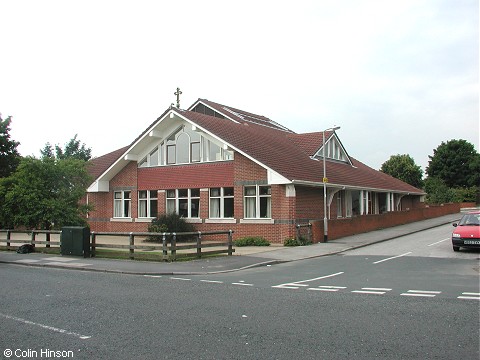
[314,133,353,166]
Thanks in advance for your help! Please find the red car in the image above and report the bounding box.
[452,211,480,251]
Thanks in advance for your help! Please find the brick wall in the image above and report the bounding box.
[312,203,461,242]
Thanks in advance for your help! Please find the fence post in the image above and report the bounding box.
[308,223,312,243]
[129,232,134,260]
[197,231,202,259]
[171,233,176,260]
[91,232,96,257]
[6,230,11,250]
[228,230,233,256]
[162,233,167,260]
[296,224,300,241]
[30,231,36,249]
[46,232,51,248]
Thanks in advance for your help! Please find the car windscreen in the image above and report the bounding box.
[458,214,480,226]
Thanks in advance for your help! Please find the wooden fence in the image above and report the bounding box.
[91,230,235,260]
[0,229,61,250]
[0,229,234,261]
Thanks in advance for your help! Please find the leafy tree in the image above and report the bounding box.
[380,154,423,188]
[0,114,20,178]
[0,156,92,229]
[424,177,455,204]
[426,139,480,188]
[41,134,92,161]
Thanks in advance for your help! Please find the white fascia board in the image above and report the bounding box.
[291,179,425,195]
[88,180,110,193]
[175,112,291,185]
[88,110,175,192]
[124,154,138,161]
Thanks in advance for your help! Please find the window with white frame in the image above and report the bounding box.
[114,191,131,218]
[209,187,234,218]
[314,137,348,162]
[138,190,158,218]
[244,185,271,219]
[166,189,200,218]
[138,124,233,168]
[337,191,343,218]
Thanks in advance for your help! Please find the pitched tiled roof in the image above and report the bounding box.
[191,99,294,133]
[90,99,424,195]
[179,109,423,194]
[286,132,331,156]
[88,146,129,179]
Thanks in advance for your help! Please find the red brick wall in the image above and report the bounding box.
[138,162,234,189]
[85,153,438,244]
[312,203,461,241]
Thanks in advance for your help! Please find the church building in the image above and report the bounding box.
[86,96,425,243]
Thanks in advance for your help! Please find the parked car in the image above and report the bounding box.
[452,211,480,252]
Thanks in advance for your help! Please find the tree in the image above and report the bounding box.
[426,139,480,188]
[0,114,20,178]
[0,156,92,229]
[380,154,423,188]
[423,177,455,204]
[41,134,92,161]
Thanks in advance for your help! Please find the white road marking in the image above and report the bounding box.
[232,282,254,286]
[400,290,441,297]
[144,275,162,278]
[232,281,253,286]
[200,280,223,284]
[373,252,412,264]
[352,287,391,295]
[427,238,450,246]
[458,292,480,300]
[272,272,344,289]
[458,296,480,300]
[362,287,392,291]
[307,288,338,292]
[0,312,91,339]
[170,277,191,281]
[319,285,347,289]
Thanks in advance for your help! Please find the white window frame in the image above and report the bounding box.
[138,190,158,218]
[166,189,200,218]
[243,185,271,219]
[114,190,131,218]
[209,187,234,218]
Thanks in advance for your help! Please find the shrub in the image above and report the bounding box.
[146,213,196,242]
[283,236,312,247]
[234,236,270,247]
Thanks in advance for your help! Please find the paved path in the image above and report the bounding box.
[0,213,463,275]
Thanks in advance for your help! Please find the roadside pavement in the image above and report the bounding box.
[0,213,463,275]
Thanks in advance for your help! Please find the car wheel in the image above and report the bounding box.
[453,246,460,252]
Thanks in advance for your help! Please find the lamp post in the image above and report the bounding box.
[323,126,341,242]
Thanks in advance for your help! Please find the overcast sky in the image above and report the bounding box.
[1,0,478,174]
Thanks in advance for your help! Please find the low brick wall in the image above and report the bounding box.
[313,203,461,242]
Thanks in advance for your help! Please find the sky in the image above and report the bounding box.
[1,0,478,174]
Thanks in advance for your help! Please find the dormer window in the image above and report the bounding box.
[314,136,348,163]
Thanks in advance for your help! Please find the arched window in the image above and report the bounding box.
[176,133,190,164]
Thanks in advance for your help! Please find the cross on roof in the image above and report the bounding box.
[174,87,182,109]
